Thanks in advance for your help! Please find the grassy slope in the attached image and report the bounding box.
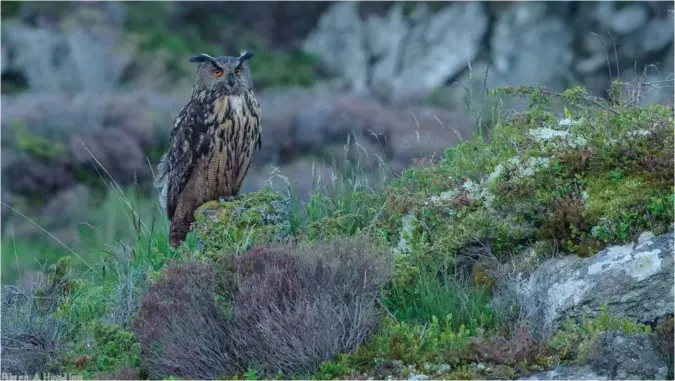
[2,84,673,380]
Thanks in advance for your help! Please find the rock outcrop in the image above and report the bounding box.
[303,2,488,105]
[303,2,674,106]
[516,231,674,333]
[522,331,670,380]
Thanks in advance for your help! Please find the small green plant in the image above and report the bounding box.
[384,265,496,332]
[609,168,624,183]
[62,322,141,378]
[315,314,479,379]
[243,368,259,380]
[311,356,352,380]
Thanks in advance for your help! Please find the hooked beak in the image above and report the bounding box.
[228,72,235,86]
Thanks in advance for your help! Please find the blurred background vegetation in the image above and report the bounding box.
[1,1,325,91]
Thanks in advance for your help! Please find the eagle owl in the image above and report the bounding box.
[154,51,262,248]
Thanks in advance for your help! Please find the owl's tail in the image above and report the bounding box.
[154,152,169,216]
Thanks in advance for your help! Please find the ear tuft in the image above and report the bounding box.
[189,53,213,63]
[239,50,254,62]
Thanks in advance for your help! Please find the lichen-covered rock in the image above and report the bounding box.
[516,231,674,332]
[393,213,417,256]
[193,189,292,258]
[522,331,669,380]
[585,331,669,380]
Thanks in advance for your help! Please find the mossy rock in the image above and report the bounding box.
[193,189,292,259]
[384,87,674,266]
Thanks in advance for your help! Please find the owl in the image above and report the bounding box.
[154,51,262,248]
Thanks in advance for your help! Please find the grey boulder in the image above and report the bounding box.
[303,2,488,105]
[490,2,573,91]
[517,231,674,333]
[522,331,669,380]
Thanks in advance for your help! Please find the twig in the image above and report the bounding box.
[591,32,613,82]
[607,30,620,79]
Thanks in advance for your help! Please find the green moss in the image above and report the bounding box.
[62,322,141,378]
[585,176,673,241]
[193,189,292,259]
[314,315,479,379]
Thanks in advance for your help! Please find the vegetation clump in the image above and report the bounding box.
[131,237,392,379]
[379,84,674,278]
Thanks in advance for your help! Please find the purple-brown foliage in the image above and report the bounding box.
[131,261,238,380]
[230,238,392,375]
[132,237,392,379]
[1,271,67,376]
[469,320,549,369]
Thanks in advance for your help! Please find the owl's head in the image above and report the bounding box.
[189,51,255,95]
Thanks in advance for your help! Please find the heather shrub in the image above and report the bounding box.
[131,261,238,380]
[132,237,392,378]
[1,272,65,376]
[229,238,392,376]
[469,320,550,370]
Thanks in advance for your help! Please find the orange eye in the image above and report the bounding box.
[211,68,223,77]
[234,68,242,76]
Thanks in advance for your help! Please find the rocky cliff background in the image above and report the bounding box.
[1,1,673,281]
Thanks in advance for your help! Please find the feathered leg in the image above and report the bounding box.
[170,197,196,248]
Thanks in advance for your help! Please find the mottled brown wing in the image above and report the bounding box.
[166,100,209,220]
[252,93,262,152]
[246,91,262,153]
[233,92,263,191]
